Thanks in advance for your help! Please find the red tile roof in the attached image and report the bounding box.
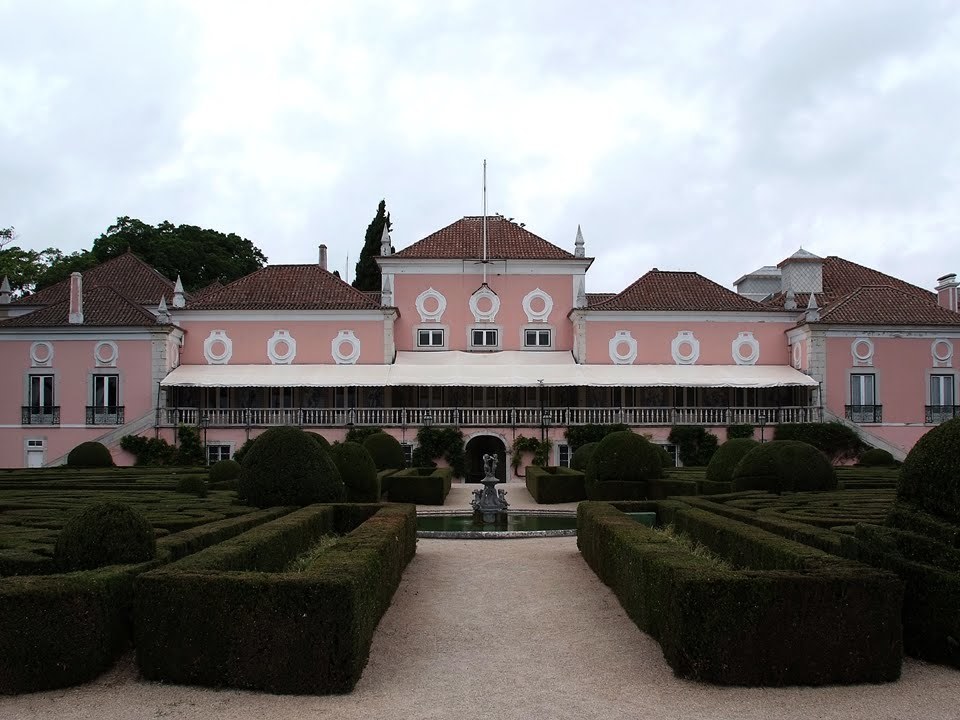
[590,270,772,312]
[393,216,576,260]
[188,280,223,303]
[811,285,960,326]
[586,292,616,306]
[2,286,163,327]
[187,265,381,311]
[13,252,177,307]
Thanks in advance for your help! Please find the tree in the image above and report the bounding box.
[352,200,392,291]
[0,227,63,296]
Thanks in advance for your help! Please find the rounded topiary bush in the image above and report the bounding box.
[209,459,241,483]
[859,448,895,467]
[898,417,960,523]
[732,440,837,494]
[176,474,208,497]
[329,441,380,502]
[66,441,114,468]
[587,431,664,487]
[570,442,599,472]
[362,432,406,471]
[657,444,674,469]
[305,432,331,450]
[238,426,345,507]
[706,438,760,483]
[54,502,156,571]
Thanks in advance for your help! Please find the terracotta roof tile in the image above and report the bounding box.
[188,280,223,303]
[586,292,616,306]
[2,286,162,327]
[393,216,576,260]
[811,285,960,326]
[187,265,381,311]
[13,252,176,307]
[591,270,772,312]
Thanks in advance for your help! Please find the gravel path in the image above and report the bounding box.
[3,536,959,720]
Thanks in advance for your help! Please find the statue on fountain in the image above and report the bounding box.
[471,452,509,525]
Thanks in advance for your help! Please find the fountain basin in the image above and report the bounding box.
[417,510,577,539]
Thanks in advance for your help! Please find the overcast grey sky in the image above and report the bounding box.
[2,0,959,294]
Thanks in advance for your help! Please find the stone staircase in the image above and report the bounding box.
[45,409,158,466]
[822,408,907,462]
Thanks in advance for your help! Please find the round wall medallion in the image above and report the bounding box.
[851,337,875,366]
[29,341,54,367]
[932,339,954,367]
[94,340,119,367]
[671,331,700,365]
[469,285,501,322]
[415,288,447,323]
[203,330,233,365]
[332,330,361,364]
[522,288,554,323]
[792,342,802,369]
[608,330,638,365]
[267,329,297,365]
[731,332,760,366]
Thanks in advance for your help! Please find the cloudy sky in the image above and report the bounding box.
[2,0,959,294]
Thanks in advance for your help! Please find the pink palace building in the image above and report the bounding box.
[1,215,959,478]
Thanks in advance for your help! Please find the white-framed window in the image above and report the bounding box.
[471,328,499,348]
[524,329,552,348]
[28,374,55,410]
[93,374,119,410]
[25,438,46,468]
[557,443,570,468]
[930,374,956,406]
[401,442,414,467]
[207,444,232,464]
[418,329,445,347]
[850,373,876,406]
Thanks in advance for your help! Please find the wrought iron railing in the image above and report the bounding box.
[161,405,819,429]
[21,406,60,425]
[85,406,125,425]
[925,405,960,424]
[845,404,883,424]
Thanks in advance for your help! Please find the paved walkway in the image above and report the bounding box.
[3,536,959,720]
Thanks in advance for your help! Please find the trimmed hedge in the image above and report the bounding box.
[577,501,903,685]
[238,426,345,507]
[209,459,240,483]
[564,423,629,451]
[305,431,331,450]
[588,431,664,485]
[387,467,453,505]
[732,440,837,493]
[667,426,718,466]
[329,442,380,503]
[773,422,864,463]
[176,474,208,497]
[66,442,114,468]
[726,424,755,440]
[860,448,895,467]
[54,502,156,571]
[0,508,291,694]
[587,481,650,501]
[897,417,960,524]
[135,503,417,694]
[525,466,586,503]
[377,469,397,499]
[705,438,759,484]
[570,441,599,472]
[362,432,406,471]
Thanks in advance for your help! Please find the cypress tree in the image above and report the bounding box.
[352,200,392,291]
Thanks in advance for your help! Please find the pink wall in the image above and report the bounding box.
[824,336,949,424]
[392,274,575,352]
[860,425,932,454]
[178,320,387,364]
[584,321,791,365]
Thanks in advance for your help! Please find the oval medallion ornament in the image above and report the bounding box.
[522,288,554,323]
[792,342,802,369]
[469,285,500,323]
[94,340,119,367]
[267,330,297,365]
[332,330,361,365]
[203,330,233,365]
[671,331,700,365]
[30,341,54,368]
[415,288,447,323]
[932,339,954,368]
[851,338,875,367]
[732,332,760,366]
[608,330,638,365]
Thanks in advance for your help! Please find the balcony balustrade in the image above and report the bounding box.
[161,405,820,429]
[85,406,126,425]
[845,404,883,424]
[21,406,61,426]
[925,405,960,424]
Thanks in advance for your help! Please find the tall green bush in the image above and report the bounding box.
[345,426,383,444]
[238,426,345,507]
[362,432,406,471]
[773,422,864,463]
[66,441,114,468]
[897,417,960,524]
[732,440,837,493]
[570,441,599,472]
[305,432,331,450]
[54,502,156,571]
[587,431,664,489]
[667,426,719,466]
[726,424,755,440]
[411,426,465,478]
[176,424,206,466]
[860,448,895,467]
[564,423,629,451]
[705,438,759,483]
[329,441,380,502]
[120,435,178,465]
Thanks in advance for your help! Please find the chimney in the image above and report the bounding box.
[575,225,585,258]
[318,244,328,270]
[172,275,185,308]
[68,272,83,324]
[936,273,958,312]
[0,276,10,304]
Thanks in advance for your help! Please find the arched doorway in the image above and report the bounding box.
[464,435,507,483]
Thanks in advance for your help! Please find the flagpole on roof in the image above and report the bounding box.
[482,159,488,285]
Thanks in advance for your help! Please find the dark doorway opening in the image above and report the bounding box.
[464,435,507,483]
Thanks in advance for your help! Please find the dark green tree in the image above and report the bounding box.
[352,200,392,291]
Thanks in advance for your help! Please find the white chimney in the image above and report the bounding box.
[936,273,958,312]
[319,244,328,270]
[68,272,83,324]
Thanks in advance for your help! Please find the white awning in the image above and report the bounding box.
[161,351,817,388]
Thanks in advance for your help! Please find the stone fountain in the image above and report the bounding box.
[471,453,509,525]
